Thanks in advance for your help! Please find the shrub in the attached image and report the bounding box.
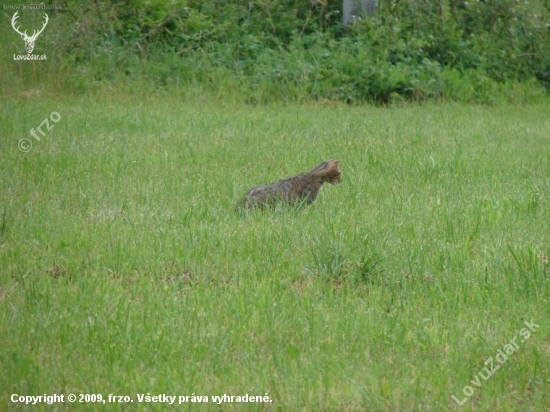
[1,0,548,103]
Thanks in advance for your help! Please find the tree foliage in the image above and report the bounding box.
[24,0,550,102]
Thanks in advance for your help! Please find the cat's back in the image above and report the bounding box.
[236,159,341,211]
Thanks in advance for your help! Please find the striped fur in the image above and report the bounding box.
[236,159,342,211]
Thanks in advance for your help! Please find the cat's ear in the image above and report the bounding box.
[321,159,342,185]
[310,159,342,177]
[327,159,341,171]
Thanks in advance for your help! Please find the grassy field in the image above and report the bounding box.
[1,91,549,411]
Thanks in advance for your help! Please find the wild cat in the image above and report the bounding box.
[236,159,342,211]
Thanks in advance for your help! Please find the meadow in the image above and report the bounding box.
[1,91,549,411]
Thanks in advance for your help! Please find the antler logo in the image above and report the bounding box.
[11,11,49,54]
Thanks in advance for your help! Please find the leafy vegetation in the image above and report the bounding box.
[1,0,549,103]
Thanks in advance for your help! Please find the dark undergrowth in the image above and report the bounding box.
[1,0,549,104]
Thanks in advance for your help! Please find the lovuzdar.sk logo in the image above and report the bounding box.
[11,11,49,60]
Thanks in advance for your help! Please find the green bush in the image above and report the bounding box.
[1,0,549,103]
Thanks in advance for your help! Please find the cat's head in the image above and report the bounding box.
[314,159,342,185]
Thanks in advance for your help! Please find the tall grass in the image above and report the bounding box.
[1,92,549,410]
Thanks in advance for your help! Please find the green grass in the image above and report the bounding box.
[1,91,549,411]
